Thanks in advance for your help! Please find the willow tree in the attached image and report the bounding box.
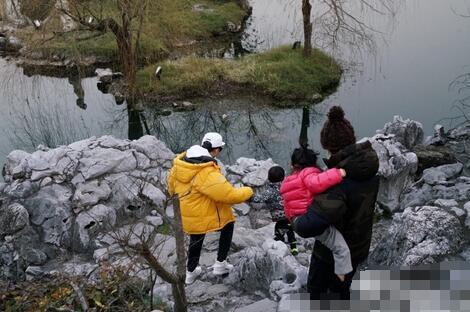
[56,0,150,90]
[301,0,396,57]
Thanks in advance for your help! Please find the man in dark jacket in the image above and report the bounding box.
[293,106,380,300]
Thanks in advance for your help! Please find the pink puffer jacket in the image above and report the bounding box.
[280,167,343,220]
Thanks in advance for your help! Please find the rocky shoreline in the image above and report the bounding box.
[1,116,469,311]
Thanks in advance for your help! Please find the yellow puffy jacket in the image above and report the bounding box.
[168,152,253,235]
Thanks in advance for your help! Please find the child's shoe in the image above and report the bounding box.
[290,248,299,256]
[185,266,202,284]
[212,260,234,275]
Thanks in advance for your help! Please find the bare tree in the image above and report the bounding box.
[301,0,397,57]
[103,177,189,312]
[56,0,151,90]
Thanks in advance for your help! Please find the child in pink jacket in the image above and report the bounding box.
[280,146,352,280]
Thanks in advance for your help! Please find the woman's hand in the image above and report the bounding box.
[339,168,347,177]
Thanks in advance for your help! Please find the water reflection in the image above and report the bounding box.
[141,97,326,167]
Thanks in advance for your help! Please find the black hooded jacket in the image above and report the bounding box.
[294,141,380,267]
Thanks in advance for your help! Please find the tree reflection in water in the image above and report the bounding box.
[141,97,325,167]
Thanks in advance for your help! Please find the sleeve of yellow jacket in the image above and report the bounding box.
[197,170,253,204]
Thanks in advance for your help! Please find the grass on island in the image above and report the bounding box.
[136,46,342,104]
[15,0,247,61]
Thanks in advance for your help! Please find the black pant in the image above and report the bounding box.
[274,219,297,249]
[187,222,234,272]
[308,254,356,300]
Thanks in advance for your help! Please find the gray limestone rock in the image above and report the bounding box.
[23,184,73,247]
[233,203,250,216]
[234,298,277,312]
[379,115,424,149]
[75,204,117,250]
[365,134,418,212]
[422,163,463,185]
[0,203,29,236]
[434,199,459,208]
[73,180,112,210]
[370,206,465,266]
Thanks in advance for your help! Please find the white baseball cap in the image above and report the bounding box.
[201,132,225,148]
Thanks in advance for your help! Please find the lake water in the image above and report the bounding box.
[1,0,469,172]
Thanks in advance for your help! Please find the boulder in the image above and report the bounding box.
[369,206,465,266]
[0,203,29,236]
[444,124,470,176]
[421,163,463,185]
[412,145,457,174]
[365,134,418,212]
[379,115,424,149]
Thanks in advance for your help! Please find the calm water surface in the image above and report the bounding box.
[0,0,469,172]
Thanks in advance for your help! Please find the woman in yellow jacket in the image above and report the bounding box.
[168,132,253,284]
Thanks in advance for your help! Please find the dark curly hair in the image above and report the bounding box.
[291,145,318,170]
[320,106,356,154]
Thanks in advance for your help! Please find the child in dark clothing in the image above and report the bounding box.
[252,166,298,255]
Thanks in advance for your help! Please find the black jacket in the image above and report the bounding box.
[294,141,380,267]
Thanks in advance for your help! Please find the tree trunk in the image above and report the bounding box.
[171,281,188,312]
[302,0,313,57]
[171,197,188,312]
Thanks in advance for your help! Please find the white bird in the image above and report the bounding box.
[87,16,94,24]
[155,66,162,80]
[33,20,41,29]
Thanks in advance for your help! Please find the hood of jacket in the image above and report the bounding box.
[324,140,379,181]
[171,146,218,184]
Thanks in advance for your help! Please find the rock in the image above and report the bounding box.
[226,21,241,33]
[450,207,466,220]
[141,183,166,209]
[234,298,277,312]
[370,206,465,266]
[75,204,117,250]
[0,203,29,236]
[434,199,458,209]
[365,134,418,212]
[379,115,424,149]
[412,145,457,174]
[23,184,73,247]
[422,163,463,185]
[446,124,470,176]
[241,159,276,187]
[73,180,112,209]
[464,202,470,228]
[79,148,137,180]
[24,248,48,266]
[145,216,163,227]
[233,203,250,216]
[3,180,34,199]
[25,266,46,280]
[226,244,307,299]
[130,135,174,166]
[95,68,114,83]
[425,124,448,146]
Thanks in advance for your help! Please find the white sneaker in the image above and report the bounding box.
[212,260,234,275]
[185,266,202,284]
